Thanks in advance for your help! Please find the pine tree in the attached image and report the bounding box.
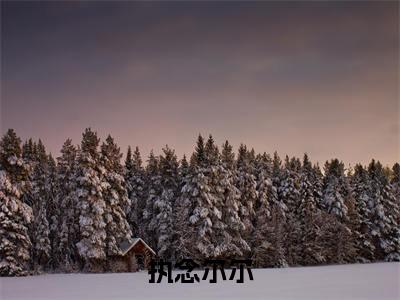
[278,156,301,214]
[143,151,162,250]
[100,135,132,257]
[350,164,375,262]
[30,140,51,271]
[216,141,250,259]
[176,135,220,260]
[236,144,257,243]
[75,128,107,271]
[252,153,273,249]
[296,154,326,265]
[252,206,288,268]
[125,146,146,236]
[0,130,32,276]
[56,139,79,270]
[271,151,287,213]
[391,163,400,224]
[0,171,33,276]
[46,154,59,268]
[179,155,190,181]
[368,160,400,261]
[322,159,350,220]
[0,129,30,189]
[154,146,179,260]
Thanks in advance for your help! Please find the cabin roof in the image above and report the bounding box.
[119,238,156,256]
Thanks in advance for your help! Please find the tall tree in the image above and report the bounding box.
[30,140,51,271]
[350,164,375,262]
[0,130,32,276]
[391,163,400,224]
[217,141,250,259]
[100,135,132,257]
[0,129,29,187]
[0,171,33,276]
[236,144,257,243]
[143,151,162,250]
[153,146,179,260]
[176,135,220,260]
[75,128,107,271]
[368,160,400,261]
[56,139,79,270]
[125,146,146,236]
[322,159,350,220]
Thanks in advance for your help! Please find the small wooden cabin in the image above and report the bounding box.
[108,238,156,272]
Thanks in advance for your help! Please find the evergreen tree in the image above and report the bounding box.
[176,135,220,259]
[236,144,257,243]
[0,171,33,276]
[322,159,350,220]
[252,153,273,250]
[0,130,32,276]
[100,135,132,257]
[296,154,325,265]
[30,140,51,270]
[179,155,190,181]
[351,164,375,262]
[154,146,179,260]
[252,206,288,268]
[125,146,146,236]
[216,141,250,259]
[368,160,400,261]
[143,151,162,250]
[56,139,79,270]
[0,129,29,188]
[75,128,107,271]
[391,163,400,223]
[278,156,301,214]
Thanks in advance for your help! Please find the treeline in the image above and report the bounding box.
[0,128,399,276]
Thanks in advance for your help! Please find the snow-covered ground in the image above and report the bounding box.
[1,262,399,300]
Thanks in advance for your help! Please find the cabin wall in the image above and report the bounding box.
[105,240,155,272]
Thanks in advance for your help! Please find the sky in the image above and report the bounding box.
[1,1,399,166]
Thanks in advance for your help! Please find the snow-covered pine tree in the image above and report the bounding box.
[179,155,190,182]
[278,156,301,214]
[56,139,79,271]
[176,135,220,260]
[152,146,179,260]
[322,159,350,221]
[296,154,326,266]
[172,155,191,261]
[350,164,375,262]
[0,130,33,276]
[312,163,324,209]
[216,141,250,259]
[100,135,133,258]
[30,140,51,271]
[46,154,60,268]
[252,205,288,268]
[0,129,29,186]
[142,151,162,250]
[125,146,146,237]
[317,211,356,265]
[22,139,35,165]
[75,128,107,271]
[271,151,287,214]
[392,163,400,223]
[0,171,33,276]
[367,160,400,261]
[252,153,273,252]
[274,156,302,265]
[236,144,257,243]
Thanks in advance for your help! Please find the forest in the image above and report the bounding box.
[0,128,399,276]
